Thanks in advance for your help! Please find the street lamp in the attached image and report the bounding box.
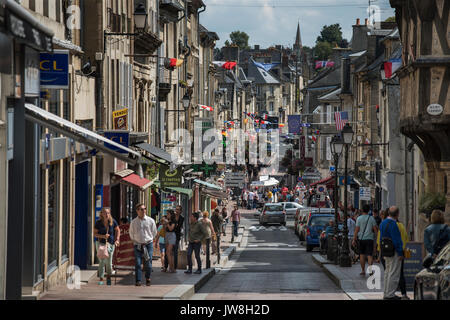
[328,135,344,263]
[181,93,191,109]
[103,3,149,53]
[339,123,354,267]
[133,3,148,31]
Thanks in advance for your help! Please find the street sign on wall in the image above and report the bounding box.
[113,108,129,130]
[359,187,371,201]
[159,165,182,188]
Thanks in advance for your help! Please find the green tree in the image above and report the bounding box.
[315,41,334,61]
[229,31,250,50]
[385,16,396,22]
[316,24,343,45]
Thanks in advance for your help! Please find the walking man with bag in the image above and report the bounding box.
[130,204,158,286]
[185,211,208,274]
[379,206,404,300]
[352,204,378,276]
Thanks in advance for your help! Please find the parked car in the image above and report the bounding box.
[259,203,287,226]
[304,213,336,252]
[297,208,335,241]
[414,242,450,300]
[281,202,304,216]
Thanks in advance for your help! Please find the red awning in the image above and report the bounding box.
[309,176,335,188]
[121,174,153,190]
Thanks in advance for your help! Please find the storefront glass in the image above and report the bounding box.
[47,163,59,271]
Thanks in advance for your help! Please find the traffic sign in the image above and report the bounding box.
[359,187,371,201]
[317,185,327,194]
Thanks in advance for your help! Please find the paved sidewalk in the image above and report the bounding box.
[312,254,414,300]
[40,223,245,300]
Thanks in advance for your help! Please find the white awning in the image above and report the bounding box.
[24,103,141,165]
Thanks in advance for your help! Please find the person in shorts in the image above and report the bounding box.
[352,204,379,276]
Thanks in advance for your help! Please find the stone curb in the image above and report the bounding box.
[163,226,246,300]
[312,254,367,300]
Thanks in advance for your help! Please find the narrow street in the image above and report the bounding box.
[192,209,349,300]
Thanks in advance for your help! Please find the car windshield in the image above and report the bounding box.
[265,205,283,212]
[310,216,334,227]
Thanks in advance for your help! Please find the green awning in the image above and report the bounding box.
[193,179,222,191]
[151,180,192,199]
[167,187,193,199]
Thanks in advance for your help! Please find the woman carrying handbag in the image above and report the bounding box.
[94,208,120,285]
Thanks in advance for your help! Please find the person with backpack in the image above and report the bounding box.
[379,206,404,300]
[424,209,450,258]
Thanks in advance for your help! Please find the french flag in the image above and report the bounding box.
[384,58,402,79]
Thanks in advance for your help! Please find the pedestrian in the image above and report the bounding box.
[201,211,215,269]
[231,205,241,241]
[129,203,158,286]
[424,209,450,258]
[375,208,390,265]
[247,190,254,210]
[267,190,273,203]
[185,211,208,274]
[347,213,357,263]
[352,204,379,276]
[221,207,228,236]
[211,208,224,255]
[168,205,184,271]
[373,209,382,226]
[164,210,177,273]
[155,215,167,272]
[242,190,248,209]
[94,208,120,285]
[380,206,404,300]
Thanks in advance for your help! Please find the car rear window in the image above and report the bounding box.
[309,216,334,227]
[265,205,283,212]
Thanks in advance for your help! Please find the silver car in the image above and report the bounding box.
[281,202,305,216]
[259,203,287,226]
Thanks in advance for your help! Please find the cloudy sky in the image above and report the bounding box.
[200,0,395,49]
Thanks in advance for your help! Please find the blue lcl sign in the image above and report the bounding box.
[40,50,69,89]
[104,131,130,154]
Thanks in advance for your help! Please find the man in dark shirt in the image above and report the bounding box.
[185,211,208,274]
[165,205,184,270]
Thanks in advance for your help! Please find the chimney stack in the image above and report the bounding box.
[356,18,360,25]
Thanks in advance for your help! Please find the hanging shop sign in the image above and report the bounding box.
[113,108,128,130]
[40,50,69,89]
[359,166,375,172]
[427,104,443,116]
[159,164,182,188]
[5,10,53,52]
[359,187,371,201]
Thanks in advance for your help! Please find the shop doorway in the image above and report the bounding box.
[74,161,91,269]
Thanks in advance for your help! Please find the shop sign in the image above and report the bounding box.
[160,164,182,188]
[40,50,69,89]
[403,242,423,290]
[113,224,135,267]
[359,166,375,171]
[359,187,371,201]
[427,104,443,116]
[104,131,129,154]
[6,11,53,52]
[113,108,128,130]
[300,136,306,160]
[339,176,354,186]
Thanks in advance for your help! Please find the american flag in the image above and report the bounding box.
[334,111,348,131]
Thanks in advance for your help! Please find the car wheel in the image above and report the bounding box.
[306,245,313,252]
[300,233,305,241]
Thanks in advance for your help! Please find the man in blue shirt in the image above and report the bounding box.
[379,206,404,300]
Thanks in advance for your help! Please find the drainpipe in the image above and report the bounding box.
[198,4,206,105]
[184,0,191,137]
[156,0,161,147]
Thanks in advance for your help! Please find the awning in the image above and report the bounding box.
[121,174,153,191]
[310,176,335,188]
[194,179,223,191]
[136,143,173,164]
[24,104,141,165]
[201,189,229,199]
[166,187,193,199]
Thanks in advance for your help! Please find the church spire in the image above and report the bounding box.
[294,22,302,52]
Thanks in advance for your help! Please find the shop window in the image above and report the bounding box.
[47,163,60,272]
[49,89,60,137]
[36,168,45,283]
[63,89,70,121]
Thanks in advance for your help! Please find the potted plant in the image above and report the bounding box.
[419,192,446,217]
